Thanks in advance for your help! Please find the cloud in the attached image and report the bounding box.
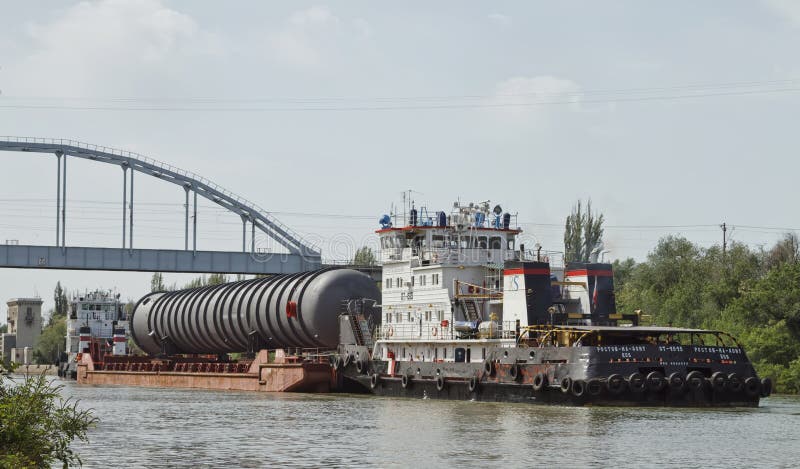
[13,0,219,95]
[266,6,372,68]
[763,0,800,27]
[488,13,512,28]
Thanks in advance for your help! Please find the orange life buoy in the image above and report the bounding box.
[432,327,438,336]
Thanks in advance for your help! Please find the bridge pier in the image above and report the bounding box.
[61,153,66,250]
[56,151,62,247]
[122,165,127,249]
[184,185,190,251]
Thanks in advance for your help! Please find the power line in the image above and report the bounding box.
[1,86,798,112]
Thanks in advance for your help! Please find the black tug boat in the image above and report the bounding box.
[335,200,770,406]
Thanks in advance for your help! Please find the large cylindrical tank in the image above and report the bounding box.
[130,268,380,356]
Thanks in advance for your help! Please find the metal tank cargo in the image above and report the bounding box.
[130,268,380,356]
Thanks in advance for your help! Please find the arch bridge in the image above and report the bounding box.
[0,137,321,274]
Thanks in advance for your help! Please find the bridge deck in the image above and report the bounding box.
[0,244,320,274]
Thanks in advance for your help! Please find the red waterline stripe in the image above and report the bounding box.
[504,268,551,276]
[566,269,613,277]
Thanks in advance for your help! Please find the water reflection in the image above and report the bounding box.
[58,381,799,469]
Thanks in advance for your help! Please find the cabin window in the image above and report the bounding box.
[432,274,440,285]
[419,275,426,286]
[489,237,502,249]
[385,278,392,289]
[386,314,392,323]
[407,312,412,322]
[411,276,415,287]
[432,235,445,248]
[482,348,486,360]
[478,236,488,249]
[507,239,515,250]
[443,348,447,359]
[425,311,431,321]
[397,277,403,288]
[460,238,468,249]
[395,313,401,323]
[401,292,406,301]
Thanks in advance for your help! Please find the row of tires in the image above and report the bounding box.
[547,371,773,399]
[333,355,773,400]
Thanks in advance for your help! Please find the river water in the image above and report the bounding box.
[54,380,799,468]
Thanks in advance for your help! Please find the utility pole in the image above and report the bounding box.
[721,222,727,256]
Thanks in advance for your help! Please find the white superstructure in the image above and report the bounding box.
[65,290,128,358]
[372,200,566,365]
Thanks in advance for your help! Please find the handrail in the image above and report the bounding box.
[0,136,320,255]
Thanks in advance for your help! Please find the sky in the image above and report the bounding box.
[1,0,800,321]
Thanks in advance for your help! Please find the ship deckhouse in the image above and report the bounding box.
[374,201,551,363]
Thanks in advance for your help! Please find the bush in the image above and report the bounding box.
[0,365,96,468]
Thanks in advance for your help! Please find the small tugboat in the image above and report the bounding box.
[59,290,128,379]
[335,200,771,406]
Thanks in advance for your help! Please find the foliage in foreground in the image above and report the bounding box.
[615,234,800,393]
[0,365,96,468]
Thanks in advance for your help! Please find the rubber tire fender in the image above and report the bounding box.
[370,373,379,389]
[560,377,572,394]
[760,377,772,397]
[668,372,685,391]
[532,373,547,392]
[356,359,368,375]
[727,373,743,393]
[628,372,646,393]
[607,374,626,395]
[646,371,666,392]
[401,374,411,389]
[710,371,727,392]
[686,371,706,391]
[468,375,479,393]
[571,379,586,398]
[484,359,495,376]
[436,375,445,392]
[509,364,520,382]
[587,378,603,396]
[744,376,760,397]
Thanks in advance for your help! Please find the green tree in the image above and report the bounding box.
[0,367,97,468]
[34,315,66,365]
[353,246,377,266]
[564,200,604,263]
[207,274,228,286]
[0,324,6,334]
[53,282,68,318]
[150,272,165,292]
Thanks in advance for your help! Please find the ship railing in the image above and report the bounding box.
[375,320,518,341]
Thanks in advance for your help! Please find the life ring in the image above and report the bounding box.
[727,373,743,392]
[468,285,475,293]
[628,372,646,393]
[606,374,626,395]
[744,376,760,397]
[401,374,411,389]
[686,371,705,391]
[571,379,586,398]
[668,372,685,391]
[370,373,379,389]
[587,378,603,396]
[710,371,727,392]
[646,371,666,392]
[509,364,520,382]
[431,327,438,337]
[436,375,445,391]
[532,373,547,392]
[484,360,495,376]
[468,375,479,392]
[760,377,772,397]
[387,326,394,337]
